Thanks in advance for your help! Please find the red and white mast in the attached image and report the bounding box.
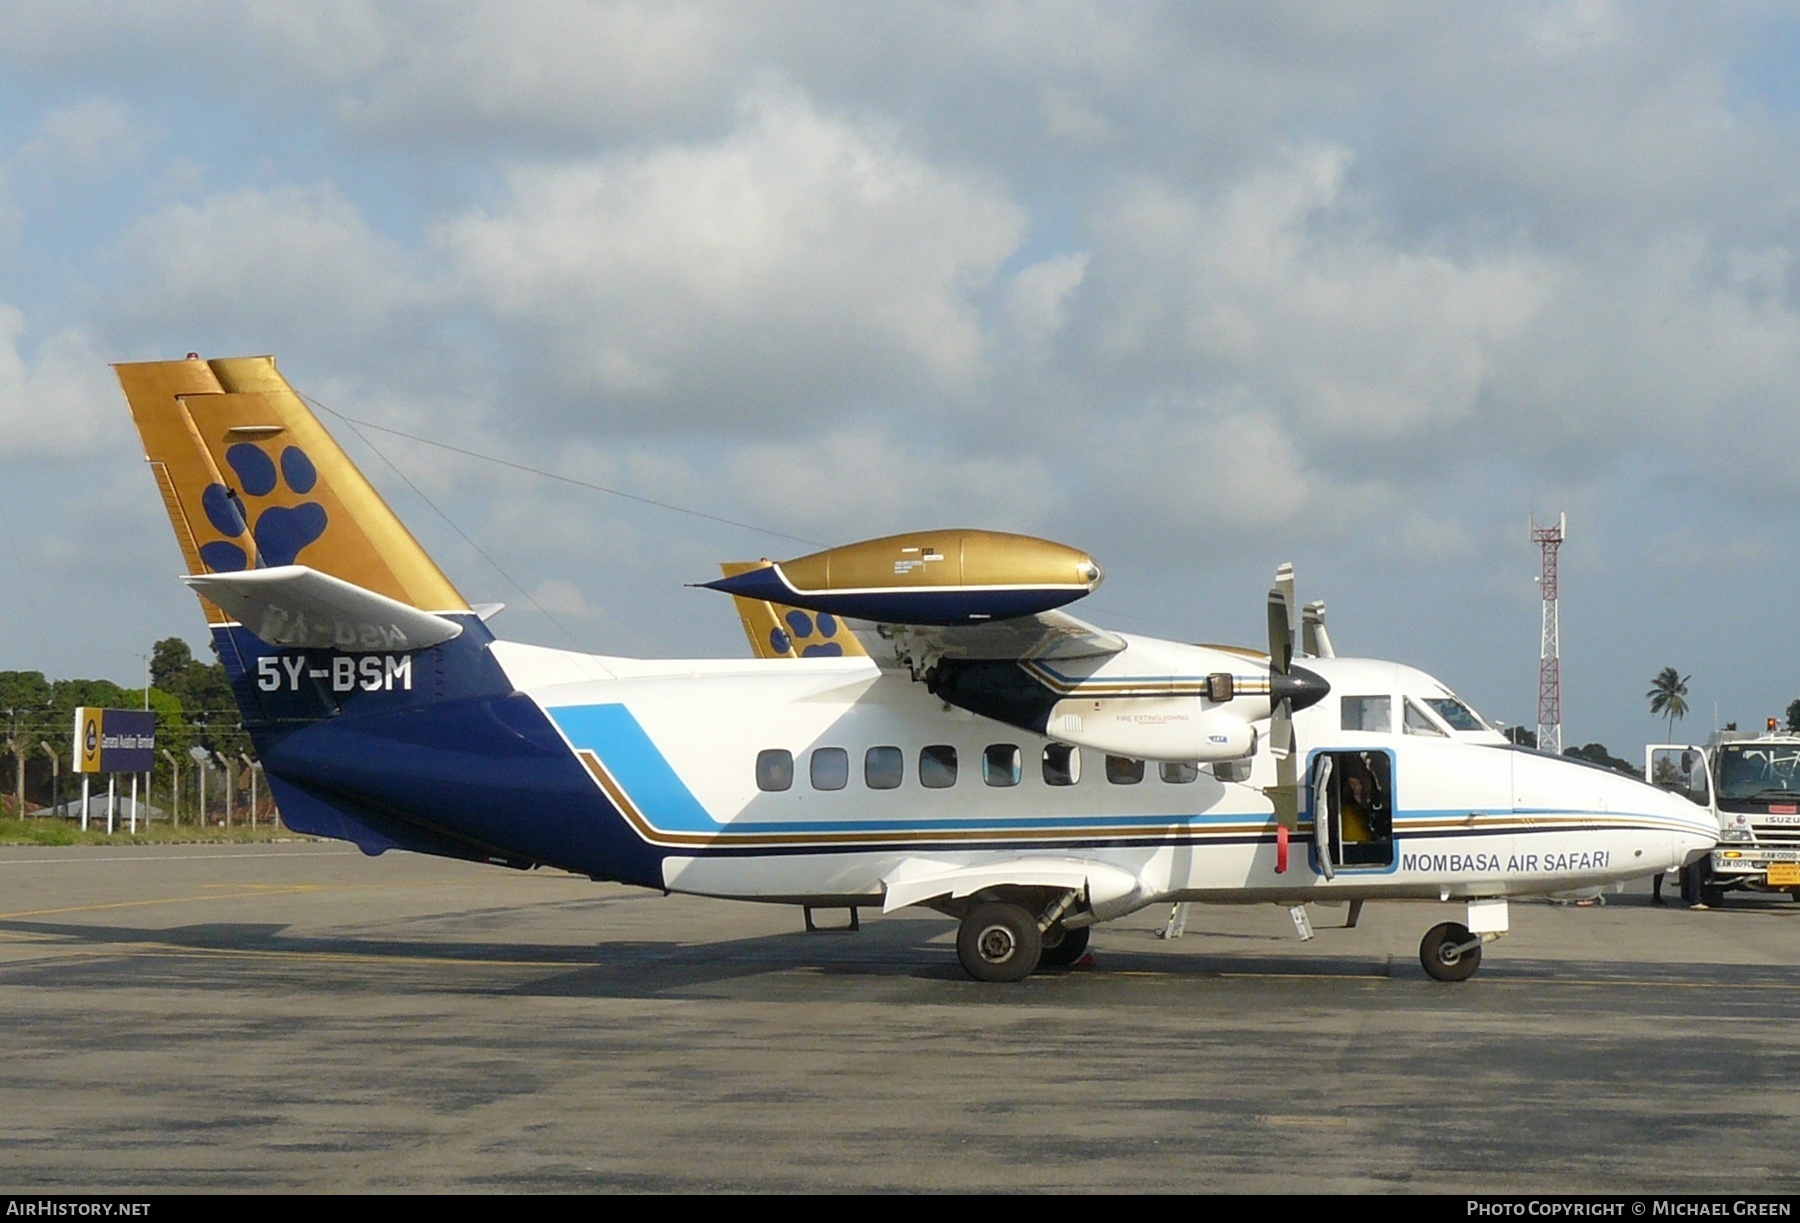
[1532,513,1566,755]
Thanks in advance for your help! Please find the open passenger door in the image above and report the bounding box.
[1309,749,1396,872]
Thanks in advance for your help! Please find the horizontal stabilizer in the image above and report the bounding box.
[184,565,464,652]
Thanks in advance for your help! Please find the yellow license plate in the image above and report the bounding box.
[1768,863,1800,886]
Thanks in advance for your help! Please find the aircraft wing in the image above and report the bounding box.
[855,608,1127,672]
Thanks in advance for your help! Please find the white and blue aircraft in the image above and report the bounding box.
[117,354,1716,982]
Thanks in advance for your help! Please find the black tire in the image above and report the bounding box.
[957,902,1043,983]
[1038,924,1091,969]
[1680,861,1702,905]
[1700,882,1726,908]
[1419,921,1482,982]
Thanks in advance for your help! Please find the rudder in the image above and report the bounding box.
[115,354,468,620]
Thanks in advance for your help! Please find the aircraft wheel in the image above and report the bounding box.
[1419,921,1481,982]
[957,902,1043,983]
[1038,924,1090,969]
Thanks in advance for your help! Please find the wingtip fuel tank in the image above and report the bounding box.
[705,529,1103,625]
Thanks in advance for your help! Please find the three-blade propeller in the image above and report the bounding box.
[1263,563,1333,838]
[1266,563,1300,832]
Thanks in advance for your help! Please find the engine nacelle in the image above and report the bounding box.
[1044,697,1255,763]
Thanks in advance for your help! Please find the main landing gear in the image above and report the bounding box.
[1418,897,1509,982]
[955,890,1087,982]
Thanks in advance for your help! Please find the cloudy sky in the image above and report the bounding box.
[2,1,1798,756]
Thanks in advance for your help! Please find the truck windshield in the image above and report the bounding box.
[1715,744,1800,801]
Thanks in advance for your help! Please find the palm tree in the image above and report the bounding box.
[1647,667,1691,740]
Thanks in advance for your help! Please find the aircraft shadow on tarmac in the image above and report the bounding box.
[5,913,1799,1002]
[0,914,1397,994]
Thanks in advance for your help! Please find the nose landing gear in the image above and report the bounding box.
[1419,921,1482,981]
[1419,897,1508,982]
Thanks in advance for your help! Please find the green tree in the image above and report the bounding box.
[148,636,249,760]
[1563,742,1640,777]
[1,671,54,816]
[1647,667,1691,740]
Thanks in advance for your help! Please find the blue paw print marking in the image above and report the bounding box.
[770,609,845,658]
[197,443,328,572]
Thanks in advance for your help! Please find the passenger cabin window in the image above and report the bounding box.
[1403,699,1448,737]
[1161,762,1201,784]
[810,747,848,791]
[1209,759,1250,784]
[920,744,958,789]
[1043,743,1081,787]
[864,746,903,790]
[983,744,1021,787]
[756,749,794,792]
[1424,697,1486,732]
[1106,756,1145,785]
[1342,696,1392,733]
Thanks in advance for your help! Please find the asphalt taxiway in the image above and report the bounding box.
[0,841,1794,1193]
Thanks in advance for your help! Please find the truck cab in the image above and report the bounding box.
[1647,734,1800,905]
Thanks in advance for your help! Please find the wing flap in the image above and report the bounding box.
[184,565,464,652]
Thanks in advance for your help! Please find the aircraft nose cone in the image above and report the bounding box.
[1665,790,1719,862]
[1271,663,1330,712]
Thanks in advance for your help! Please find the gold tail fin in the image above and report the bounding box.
[115,355,468,622]
[719,562,867,659]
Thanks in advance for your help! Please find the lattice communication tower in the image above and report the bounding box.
[1532,513,1566,755]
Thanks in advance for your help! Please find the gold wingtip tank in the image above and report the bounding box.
[705,529,1103,625]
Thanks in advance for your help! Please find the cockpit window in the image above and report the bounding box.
[1403,699,1448,737]
[1424,697,1487,732]
[1341,696,1392,733]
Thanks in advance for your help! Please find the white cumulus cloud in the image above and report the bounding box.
[437,85,1028,428]
[0,307,116,457]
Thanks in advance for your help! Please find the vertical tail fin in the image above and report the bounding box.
[115,355,468,620]
[718,562,866,659]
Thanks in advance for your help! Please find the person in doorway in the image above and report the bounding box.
[1339,756,1379,843]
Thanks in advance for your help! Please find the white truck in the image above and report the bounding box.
[1647,731,1800,906]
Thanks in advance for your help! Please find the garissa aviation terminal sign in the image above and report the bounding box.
[72,707,156,774]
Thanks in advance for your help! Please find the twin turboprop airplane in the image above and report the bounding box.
[116,354,1716,983]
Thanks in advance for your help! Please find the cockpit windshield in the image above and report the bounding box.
[1424,696,1488,732]
[1715,744,1800,802]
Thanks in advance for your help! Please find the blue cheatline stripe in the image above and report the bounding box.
[545,701,1276,838]
[548,703,717,833]
[542,703,1684,844]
